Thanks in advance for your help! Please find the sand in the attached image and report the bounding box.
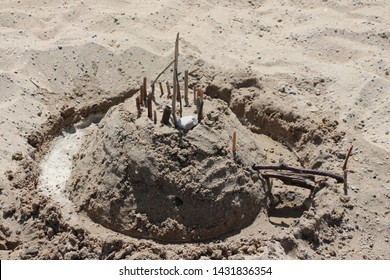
[1,0,389,260]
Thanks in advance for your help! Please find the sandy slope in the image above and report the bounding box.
[1,0,389,259]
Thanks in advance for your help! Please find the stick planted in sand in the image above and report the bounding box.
[153,110,157,124]
[196,96,204,123]
[176,74,183,118]
[232,131,237,155]
[197,89,204,101]
[193,84,197,105]
[166,81,172,99]
[159,81,165,97]
[143,77,148,102]
[161,105,171,125]
[343,146,353,195]
[172,33,179,127]
[147,94,153,118]
[139,85,144,106]
[136,97,142,117]
[184,70,189,106]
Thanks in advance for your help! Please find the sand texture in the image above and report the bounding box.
[1,0,389,260]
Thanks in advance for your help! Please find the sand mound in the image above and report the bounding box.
[67,97,267,242]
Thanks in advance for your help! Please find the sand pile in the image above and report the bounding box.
[67,93,267,242]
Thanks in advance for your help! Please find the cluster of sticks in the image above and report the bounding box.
[136,77,157,123]
[135,33,204,127]
[252,146,354,195]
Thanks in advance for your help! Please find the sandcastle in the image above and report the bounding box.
[66,34,268,241]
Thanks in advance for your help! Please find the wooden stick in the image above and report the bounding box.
[147,94,152,118]
[196,96,204,122]
[193,84,197,105]
[159,81,165,97]
[197,89,204,102]
[136,97,141,117]
[29,77,41,89]
[153,110,157,124]
[161,105,171,125]
[172,33,179,127]
[343,146,353,195]
[166,81,172,99]
[150,60,174,97]
[176,74,182,117]
[143,77,147,102]
[139,85,144,106]
[184,70,189,106]
[261,171,316,190]
[252,162,344,183]
[189,67,200,75]
[232,131,237,155]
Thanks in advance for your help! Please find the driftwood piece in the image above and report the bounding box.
[261,171,316,190]
[252,162,344,183]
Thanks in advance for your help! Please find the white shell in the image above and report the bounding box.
[177,115,198,130]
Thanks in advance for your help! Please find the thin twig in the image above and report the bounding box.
[193,84,197,105]
[252,162,344,183]
[150,60,175,91]
[184,70,189,106]
[176,72,182,118]
[29,78,40,89]
[189,67,200,75]
[343,146,353,195]
[172,33,179,127]
[343,146,353,170]
[139,85,144,106]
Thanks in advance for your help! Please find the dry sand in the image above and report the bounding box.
[1,0,389,259]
